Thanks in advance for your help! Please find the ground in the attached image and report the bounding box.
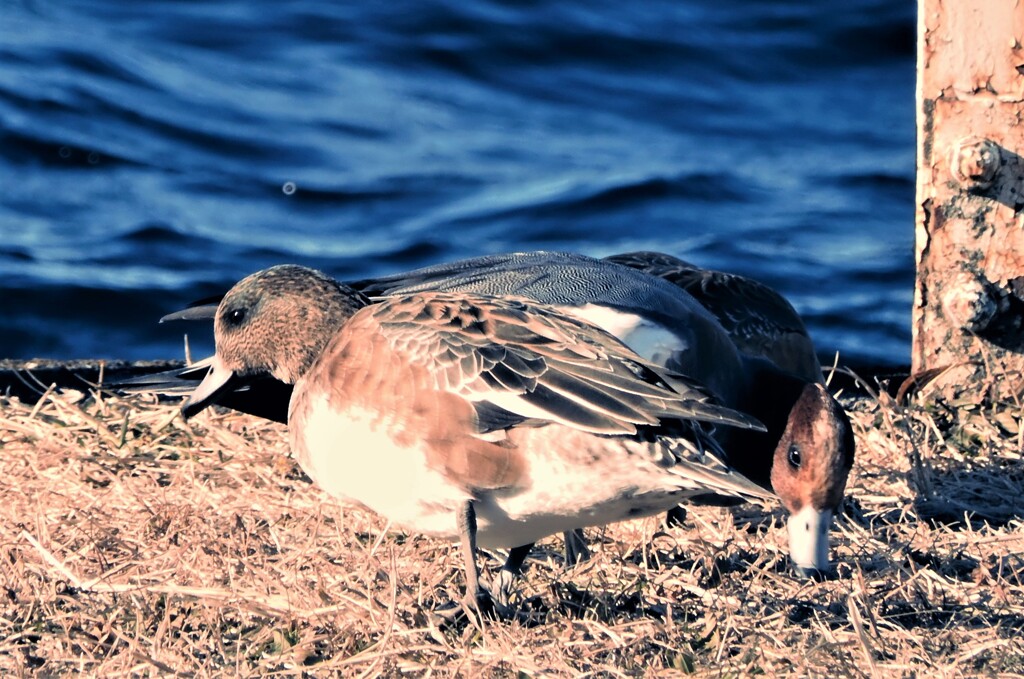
[1,374,1023,677]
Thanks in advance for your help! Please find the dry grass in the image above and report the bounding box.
[2,377,1023,678]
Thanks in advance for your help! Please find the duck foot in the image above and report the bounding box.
[465,588,512,621]
[491,543,532,607]
[792,564,833,582]
[432,588,512,627]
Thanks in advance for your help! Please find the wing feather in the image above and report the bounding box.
[368,292,764,437]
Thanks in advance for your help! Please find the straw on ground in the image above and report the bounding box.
[1,380,1023,676]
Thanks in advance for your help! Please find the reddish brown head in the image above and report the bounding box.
[769,382,855,572]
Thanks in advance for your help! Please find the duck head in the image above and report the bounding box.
[769,382,855,576]
[182,265,369,418]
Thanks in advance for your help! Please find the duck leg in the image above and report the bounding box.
[562,529,591,566]
[456,500,510,620]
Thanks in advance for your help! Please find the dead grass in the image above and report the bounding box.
[1,379,1023,677]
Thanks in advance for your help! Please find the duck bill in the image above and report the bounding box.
[160,294,224,323]
[786,505,833,575]
[181,356,243,419]
[160,303,220,323]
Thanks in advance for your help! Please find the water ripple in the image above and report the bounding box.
[0,0,915,366]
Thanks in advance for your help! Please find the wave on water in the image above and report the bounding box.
[0,0,915,366]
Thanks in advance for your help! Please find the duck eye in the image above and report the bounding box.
[224,308,246,326]
[787,444,802,470]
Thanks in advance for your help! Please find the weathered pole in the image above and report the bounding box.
[915,1,1024,400]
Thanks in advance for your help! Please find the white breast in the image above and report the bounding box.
[291,393,471,540]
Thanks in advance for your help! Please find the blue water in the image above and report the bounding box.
[0,0,915,367]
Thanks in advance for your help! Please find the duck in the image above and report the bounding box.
[178,264,773,617]
[125,251,853,575]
